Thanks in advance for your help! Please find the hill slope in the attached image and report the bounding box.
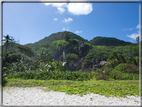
[26,31,89,47]
[90,36,132,46]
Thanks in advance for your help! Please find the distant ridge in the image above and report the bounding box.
[25,32,133,47]
[90,36,132,46]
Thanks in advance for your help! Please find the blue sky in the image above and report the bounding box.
[3,1,140,45]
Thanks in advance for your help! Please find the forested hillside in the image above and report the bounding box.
[90,36,132,46]
[26,31,89,47]
[2,32,140,81]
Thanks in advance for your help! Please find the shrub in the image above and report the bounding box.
[52,40,69,48]
[8,53,21,63]
[108,69,139,80]
[83,52,95,64]
[65,53,79,60]
[104,59,120,69]
[7,69,95,81]
[94,68,110,80]
[16,44,35,57]
[114,63,139,74]
[69,39,78,45]
[39,60,66,72]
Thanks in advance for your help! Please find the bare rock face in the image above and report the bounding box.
[95,57,101,64]
[93,61,107,69]
[66,58,84,71]
[53,42,107,71]
[78,42,90,57]
[53,42,92,71]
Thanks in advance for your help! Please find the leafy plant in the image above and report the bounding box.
[52,40,69,48]
[113,63,139,74]
[108,69,139,80]
[4,78,139,98]
[64,31,70,42]
[65,53,79,60]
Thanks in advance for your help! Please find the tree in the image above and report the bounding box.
[3,35,13,53]
[112,52,119,61]
[118,54,126,63]
[64,31,70,42]
[136,36,139,44]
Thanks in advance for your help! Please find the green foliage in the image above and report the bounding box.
[37,50,52,63]
[52,40,69,48]
[112,52,119,60]
[108,70,139,80]
[65,53,79,60]
[83,52,95,64]
[104,59,120,68]
[57,60,66,71]
[136,36,139,44]
[118,54,126,63]
[90,36,132,46]
[39,60,66,72]
[7,53,21,63]
[84,42,93,48]
[69,39,78,45]
[64,31,70,42]
[25,31,89,47]
[84,46,111,64]
[132,56,139,66]
[5,78,139,98]
[7,70,94,81]
[3,35,15,52]
[95,69,109,80]
[113,63,139,74]
[16,44,35,57]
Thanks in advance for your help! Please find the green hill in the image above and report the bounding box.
[25,31,89,47]
[90,36,132,46]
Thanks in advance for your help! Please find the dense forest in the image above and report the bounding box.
[2,31,141,81]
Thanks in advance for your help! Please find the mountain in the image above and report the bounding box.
[25,31,133,47]
[90,36,132,46]
[26,31,89,47]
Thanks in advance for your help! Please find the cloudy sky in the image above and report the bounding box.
[3,1,139,45]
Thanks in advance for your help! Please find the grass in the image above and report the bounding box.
[3,78,140,98]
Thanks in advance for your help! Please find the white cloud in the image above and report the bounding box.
[41,1,93,15]
[62,18,73,23]
[43,2,67,14]
[122,27,133,31]
[53,18,58,21]
[62,27,69,31]
[127,28,132,30]
[57,7,65,14]
[127,31,139,40]
[44,3,67,7]
[51,3,67,7]
[67,3,93,15]
[75,31,82,33]
[136,24,141,29]
[44,3,51,6]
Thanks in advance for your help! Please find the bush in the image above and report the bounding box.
[69,39,78,45]
[52,40,69,48]
[104,59,120,68]
[83,52,95,64]
[16,44,35,57]
[114,63,139,74]
[94,68,111,80]
[108,69,139,80]
[65,53,79,60]
[8,53,21,63]
[7,69,95,81]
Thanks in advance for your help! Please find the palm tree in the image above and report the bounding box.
[3,34,12,53]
